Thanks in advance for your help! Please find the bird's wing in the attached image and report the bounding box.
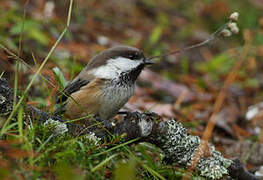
[56,78,90,103]
[54,77,90,115]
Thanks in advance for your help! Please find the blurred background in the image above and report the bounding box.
[1,0,263,178]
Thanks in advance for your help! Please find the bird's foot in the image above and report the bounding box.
[117,111,130,115]
[94,115,113,129]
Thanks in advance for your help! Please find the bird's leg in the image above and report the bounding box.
[117,111,130,115]
[94,115,113,129]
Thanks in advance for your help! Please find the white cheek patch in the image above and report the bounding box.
[90,63,117,79]
[108,57,142,71]
[90,57,142,79]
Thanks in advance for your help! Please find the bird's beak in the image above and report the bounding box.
[143,58,154,65]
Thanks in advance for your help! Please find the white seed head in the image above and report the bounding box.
[229,12,239,21]
[220,29,232,37]
[228,22,239,34]
[231,26,239,34]
[228,22,237,29]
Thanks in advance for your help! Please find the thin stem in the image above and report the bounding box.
[149,20,231,60]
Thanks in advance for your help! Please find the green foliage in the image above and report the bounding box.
[10,20,49,45]
[196,54,235,80]
[254,33,263,45]
[149,13,169,45]
[0,6,50,53]
[53,67,67,90]
[0,113,192,179]
[114,158,136,180]
[54,162,85,180]
[181,57,189,74]
[149,26,163,45]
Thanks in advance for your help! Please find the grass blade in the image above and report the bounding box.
[91,154,118,172]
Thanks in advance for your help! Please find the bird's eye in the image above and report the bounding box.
[129,54,139,60]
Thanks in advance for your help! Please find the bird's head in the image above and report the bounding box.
[87,46,153,81]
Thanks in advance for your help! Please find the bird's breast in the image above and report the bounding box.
[99,82,135,119]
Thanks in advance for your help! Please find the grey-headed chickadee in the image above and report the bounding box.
[55,46,153,122]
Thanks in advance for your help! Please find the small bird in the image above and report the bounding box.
[55,45,153,122]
